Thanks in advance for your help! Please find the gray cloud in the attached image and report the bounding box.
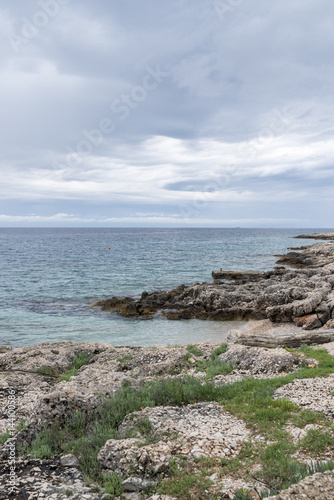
[0,0,333,226]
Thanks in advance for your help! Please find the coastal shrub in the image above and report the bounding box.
[57,353,93,382]
[205,358,235,379]
[27,427,62,459]
[0,430,11,445]
[16,418,28,431]
[260,459,334,497]
[38,365,56,377]
[211,343,228,358]
[102,472,124,496]
[192,343,232,379]
[186,344,204,357]
[136,416,152,435]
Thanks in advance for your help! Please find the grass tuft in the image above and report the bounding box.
[300,428,334,454]
[57,353,93,382]
[186,345,204,357]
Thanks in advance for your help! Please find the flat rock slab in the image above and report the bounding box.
[220,344,309,374]
[98,403,250,476]
[211,270,265,280]
[227,320,334,347]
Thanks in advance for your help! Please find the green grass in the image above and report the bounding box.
[260,459,334,496]
[194,343,233,379]
[101,472,124,496]
[186,344,204,357]
[57,353,93,382]
[156,458,213,499]
[234,489,253,500]
[16,418,28,431]
[117,354,133,363]
[23,346,334,498]
[211,343,228,358]
[136,416,152,435]
[260,440,298,491]
[300,428,334,454]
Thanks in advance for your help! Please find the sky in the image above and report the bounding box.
[0,0,333,228]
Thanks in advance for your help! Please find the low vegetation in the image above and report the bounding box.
[21,345,334,498]
[57,353,93,382]
[186,344,204,357]
[194,342,234,378]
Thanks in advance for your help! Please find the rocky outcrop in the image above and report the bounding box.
[95,241,334,332]
[0,457,103,500]
[270,470,334,499]
[211,270,265,280]
[295,231,334,241]
[219,344,311,373]
[227,324,334,348]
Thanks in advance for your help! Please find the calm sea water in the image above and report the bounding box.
[0,228,331,348]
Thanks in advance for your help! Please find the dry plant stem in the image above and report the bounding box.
[0,368,59,379]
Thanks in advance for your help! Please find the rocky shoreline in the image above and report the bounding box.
[1,231,334,499]
[95,233,334,334]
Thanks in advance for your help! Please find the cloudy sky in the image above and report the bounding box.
[0,0,333,227]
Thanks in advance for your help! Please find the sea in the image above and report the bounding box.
[0,227,331,348]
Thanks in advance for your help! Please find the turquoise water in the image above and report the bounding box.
[0,228,331,348]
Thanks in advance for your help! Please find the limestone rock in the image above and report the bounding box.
[273,374,334,417]
[95,241,334,331]
[293,314,322,330]
[295,232,334,241]
[270,470,334,499]
[98,403,250,477]
[0,345,12,353]
[220,344,306,374]
[122,477,154,492]
[60,454,80,467]
[227,320,334,348]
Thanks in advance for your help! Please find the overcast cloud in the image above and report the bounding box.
[0,0,333,227]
